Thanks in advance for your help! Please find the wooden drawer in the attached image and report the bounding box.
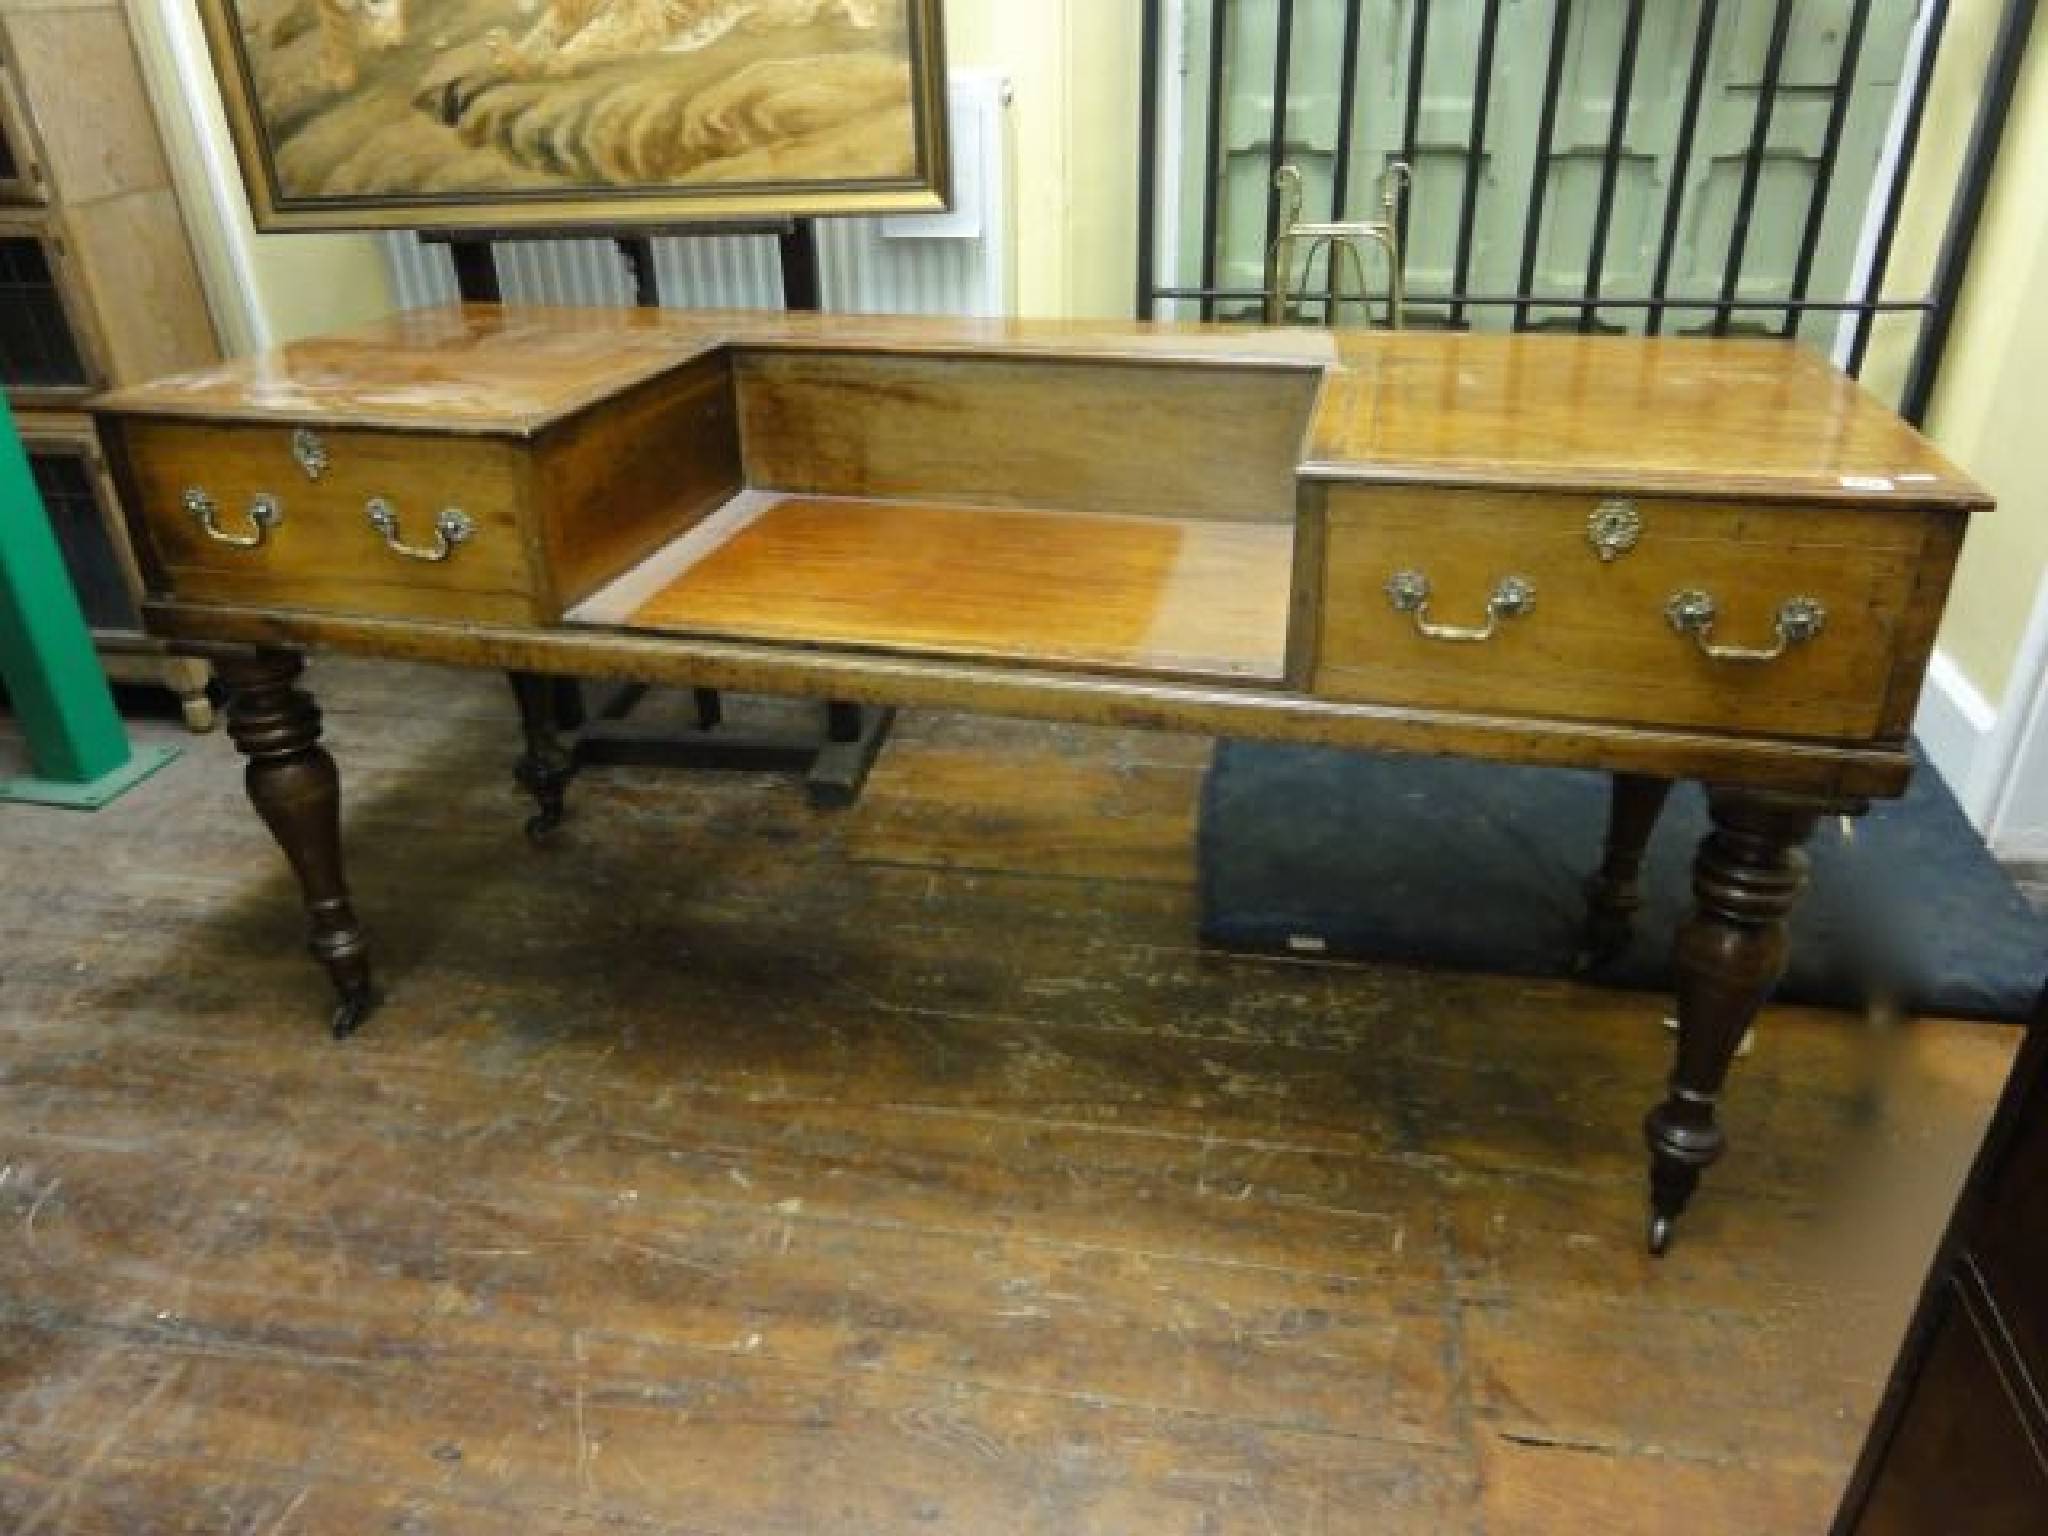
[1310,486,1941,740]
[117,419,541,624]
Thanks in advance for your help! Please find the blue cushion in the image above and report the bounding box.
[1198,742,2048,1022]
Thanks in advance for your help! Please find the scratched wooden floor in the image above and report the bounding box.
[0,659,2020,1535]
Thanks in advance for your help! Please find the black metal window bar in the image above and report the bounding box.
[1137,0,2038,424]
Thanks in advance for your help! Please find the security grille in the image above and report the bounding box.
[1137,0,2038,421]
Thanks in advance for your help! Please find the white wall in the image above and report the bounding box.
[1897,11,2048,850]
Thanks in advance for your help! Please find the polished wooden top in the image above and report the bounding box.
[93,306,721,435]
[94,304,1987,509]
[92,305,1334,436]
[1309,332,1985,506]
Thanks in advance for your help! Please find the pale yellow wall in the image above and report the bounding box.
[243,232,399,346]
[1856,2,2006,407]
[943,0,1140,319]
[128,0,399,352]
[1915,17,2048,707]
[1058,5,1143,319]
[1795,0,2047,714]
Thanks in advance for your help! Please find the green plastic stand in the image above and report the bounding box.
[0,395,176,808]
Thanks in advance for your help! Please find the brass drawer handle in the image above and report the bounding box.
[1666,589,1826,663]
[1386,569,1536,642]
[187,487,282,549]
[367,497,475,563]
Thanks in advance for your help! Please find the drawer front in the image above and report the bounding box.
[122,420,539,624]
[1312,487,1930,740]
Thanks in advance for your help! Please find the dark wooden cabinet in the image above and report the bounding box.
[1834,985,2048,1534]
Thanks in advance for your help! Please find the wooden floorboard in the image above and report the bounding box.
[0,658,2019,1534]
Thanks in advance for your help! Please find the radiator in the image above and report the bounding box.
[382,72,1010,319]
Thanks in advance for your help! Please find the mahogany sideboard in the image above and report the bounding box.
[92,304,1992,1252]
[1833,982,2048,1532]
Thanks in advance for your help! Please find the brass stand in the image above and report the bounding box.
[1264,163,1411,330]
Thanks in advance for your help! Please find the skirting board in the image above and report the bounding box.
[1995,804,2048,863]
[1989,740,2048,861]
[1915,649,2000,825]
[1983,575,2048,862]
[1920,571,2048,861]
[1917,632,2048,861]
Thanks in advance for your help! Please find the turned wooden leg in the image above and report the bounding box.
[219,649,375,1038]
[508,670,576,841]
[1644,788,1825,1254]
[1577,772,1675,972]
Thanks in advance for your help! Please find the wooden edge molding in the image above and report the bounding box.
[145,599,1916,799]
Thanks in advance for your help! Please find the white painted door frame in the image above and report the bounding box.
[1980,574,2048,860]
[128,0,270,354]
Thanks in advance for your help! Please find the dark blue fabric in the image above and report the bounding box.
[1197,742,2048,1022]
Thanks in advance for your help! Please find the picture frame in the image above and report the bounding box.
[194,0,950,232]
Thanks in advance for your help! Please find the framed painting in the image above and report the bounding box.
[196,0,950,231]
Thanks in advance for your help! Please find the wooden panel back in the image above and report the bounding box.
[0,56,46,199]
[59,189,217,385]
[1312,486,1936,742]
[0,5,167,202]
[734,349,1318,521]
[538,350,742,613]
